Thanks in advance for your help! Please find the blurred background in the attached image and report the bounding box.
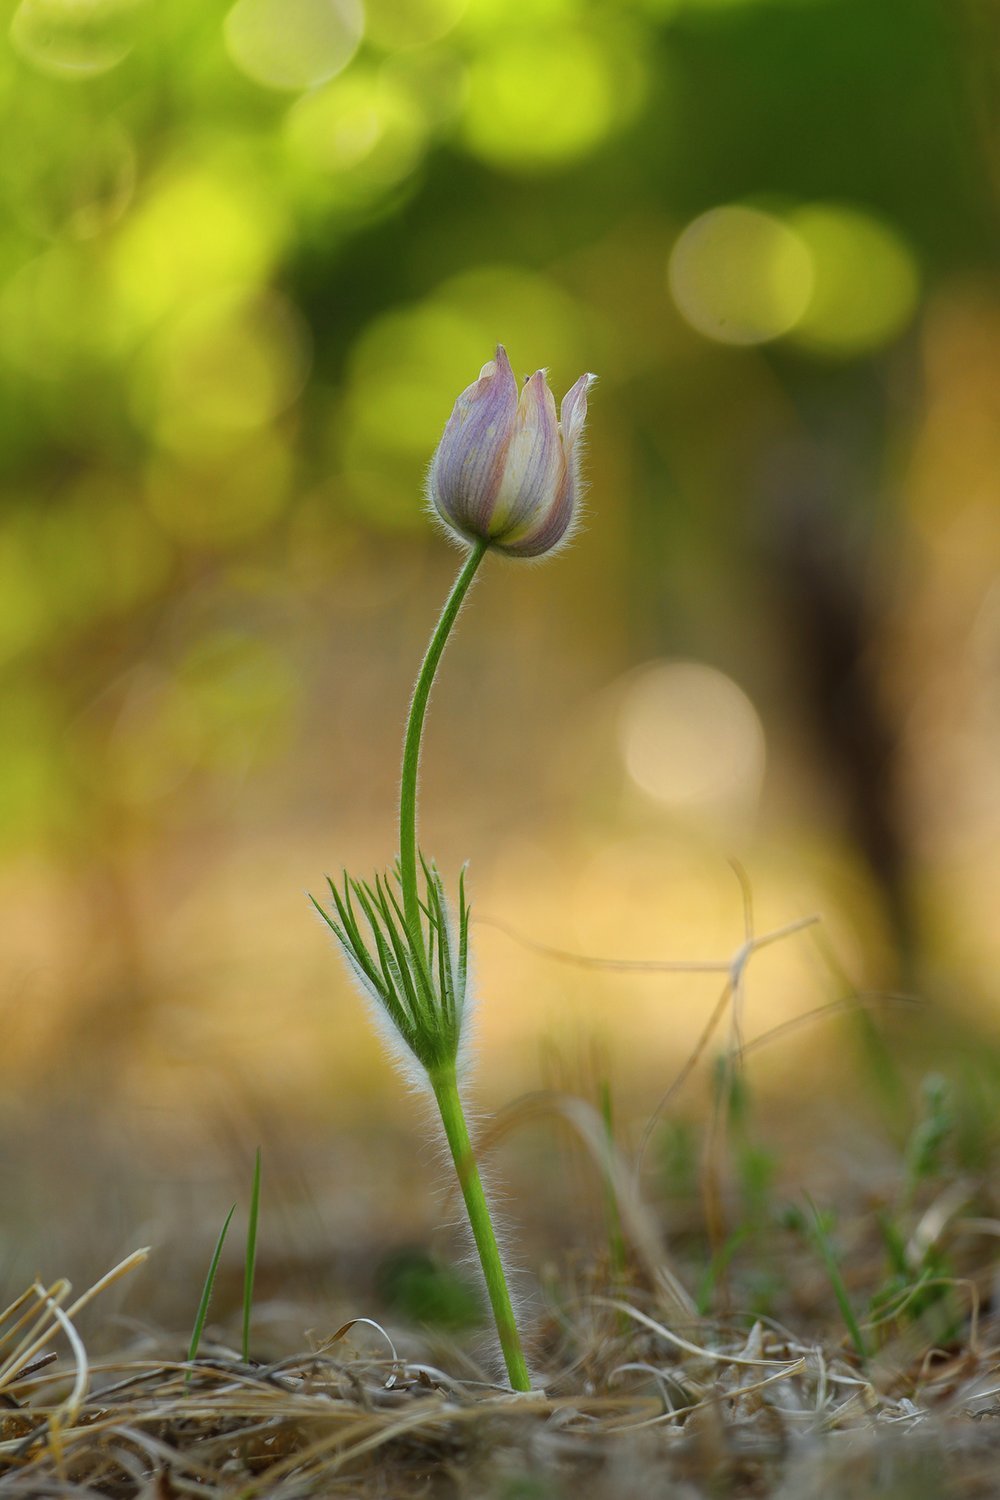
[2,0,1000,1343]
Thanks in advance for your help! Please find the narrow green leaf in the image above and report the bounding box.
[331,882,382,988]
[599,1078,627,1285]
[375,874,424,1004]
[340,877,383,975]
[242,1147,262,1364]
[429,871,455,1032]
[352,880,416,1035]
[426,892,437,984]
[373,872,437,1032]
[695,1226,749,1316]
[187,1203,236,1384]
[409,856,434,924]
[457,865,469,999]
[328,920,389,1009]
[310,890,340,935]
[316,885,385,1001]
[387,867,433,967]
[311,893,352,957]
[805,1195,869,1363]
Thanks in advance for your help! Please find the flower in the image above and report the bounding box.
[427,345,596,559]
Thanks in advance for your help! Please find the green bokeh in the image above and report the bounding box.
[0,0,994,1013]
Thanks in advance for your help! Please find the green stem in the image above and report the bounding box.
[398,537,527,1388]
[399,539,488,947]
[431,1063,531,1391]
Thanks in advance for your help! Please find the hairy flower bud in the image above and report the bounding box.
[428,345,596,559]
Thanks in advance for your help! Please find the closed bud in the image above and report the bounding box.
[428,345,596,559]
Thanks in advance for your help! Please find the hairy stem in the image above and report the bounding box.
[398,537,528,1388]
[431,1063,531,1391]
[399,539,488,949]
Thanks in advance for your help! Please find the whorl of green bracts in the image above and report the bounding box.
[312,854,470,1073]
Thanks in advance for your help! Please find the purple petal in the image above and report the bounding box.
[427,345,518,538]
[495,469,574,557]
[489,370,565,538]
[496,370,595,557]
[559,372,596,453]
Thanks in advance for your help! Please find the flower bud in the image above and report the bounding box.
[427,345,596,559]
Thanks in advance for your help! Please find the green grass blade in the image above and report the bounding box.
[805,1195,869,1363]
[242,1147,262,1364]
[187,1203,236,1380]
[599,1078,627,1285]
[695,1226,750,1316]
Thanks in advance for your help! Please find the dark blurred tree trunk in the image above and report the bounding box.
[761,473,915,970]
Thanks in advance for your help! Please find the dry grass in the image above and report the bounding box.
[2,1234,999,1499]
